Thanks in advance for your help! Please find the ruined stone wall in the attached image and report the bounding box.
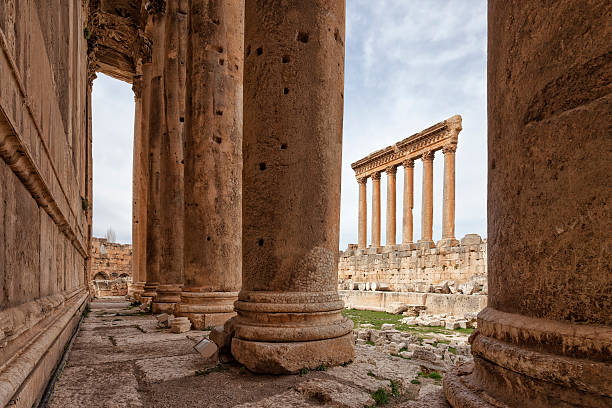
[0,2,91,407]
[338,234,487,295]
[90,238,132,281]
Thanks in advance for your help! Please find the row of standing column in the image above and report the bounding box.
[130,0,352,373]
[357,145,457,249]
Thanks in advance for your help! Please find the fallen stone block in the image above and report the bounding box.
[170,317,191,333]
[380,323,395,331]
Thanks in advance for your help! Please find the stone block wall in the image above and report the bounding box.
[90,238,132,297]
[338,234,487,294]
[0,2,90,407]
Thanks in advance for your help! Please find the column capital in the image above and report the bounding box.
[385,165,397,175]
[145,0,166,15]
[422,150,435,162]
[442,144,457,154]
[357,176,368,185]
[371,171,381,181]
[403,159,415,168]
[132,75,144,99]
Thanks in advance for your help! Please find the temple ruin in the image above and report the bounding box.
[0,1,609,407]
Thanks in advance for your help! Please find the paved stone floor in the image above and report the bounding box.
[48,298,450,407]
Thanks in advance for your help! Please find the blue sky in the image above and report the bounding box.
[92,1,487,247]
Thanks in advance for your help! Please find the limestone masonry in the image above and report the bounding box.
[89,238,133,297]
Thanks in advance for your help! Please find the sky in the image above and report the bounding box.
[92,0,487,247]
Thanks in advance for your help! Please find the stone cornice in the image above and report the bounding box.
[351,115,462,178]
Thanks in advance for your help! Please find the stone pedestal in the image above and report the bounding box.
[175,0,243,329]
[229,0,354,374]
[443,1,611,407]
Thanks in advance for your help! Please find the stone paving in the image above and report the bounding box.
[49,298,451,407]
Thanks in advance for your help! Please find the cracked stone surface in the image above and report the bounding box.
[49,298,450,407]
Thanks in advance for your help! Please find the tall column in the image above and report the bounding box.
[371,171,381,247]
[152,0,186,314]
[228,0,353,374]
[357,177,367,249]
[402,159,414,244]
[444,1,611,407]
[175,0,243,329]
[129,74,146,299]
[419,151,434,246]
[385,166,397,246]
[441,144,458,246]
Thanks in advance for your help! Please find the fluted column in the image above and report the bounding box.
[129,74,146,300]
[444,2,610,407]
[385,166,397,246]
[175,0,243,329]
[371,171,381,247]
[357,177,367,249]
[402,159,414,244]
[419,151,434,247]
[229,0,353,374]
[152,0,186,314]
[440,144,458,246]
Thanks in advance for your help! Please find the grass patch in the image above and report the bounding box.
[448,346,457,355]
[410,379,421,385]
[135,325,145,333]
[367,370,375,377]
[370,387,389,406]
[341,360,352,367]
[342,309,474,336]
[299,368,309,376]
[366,340,375,346]
[390,380,400,397]
[418,370,443,381]
[82,305,91,318]
[195,364,224,376]
[130,300,142,307]
[315,363,328,372]
[399,346,408,353]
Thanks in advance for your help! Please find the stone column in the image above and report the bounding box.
[175,0,243,329]
[229,0,353,374]
[419,151,434,247]
[152,0,185,314]
[440,144,458,246]
[385,166,397,246]
[444,1,611,407]
[402,159,414,245]
[371,171,381,247]
[357,177,367,249]
[129,74,146,299]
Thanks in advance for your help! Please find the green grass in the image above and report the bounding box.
[342,309,474,336]
[82,305,91,318]
[366,340,375,346]
[315,363,328,372]
[448,346,457,355]
[410,379,421,384]
[418,370,443,381]
[195,364,224,376]
[341,360,352,367]
[299,368,309,376]
[135,325,145,333]
[390,380,400,397]
[371,388,389,406]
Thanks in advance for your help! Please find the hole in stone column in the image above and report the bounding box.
[216,46,224,53]
[219,59,224,65]
[258,239,264,246]
[491,159,496,170]
[297,32,309,43]
[334,28,344,46]
[246,45,251,57]
[256,47,263,56]
[180,117,184,122]
[207,236,211,241]
[213,136,222,144]
[283,88,289,95]
[212,18,220,25]
[281,143,287,150]
[340,92,344,98]
[216,110,223,116]
[259,162,266,170]
[282,55,290,63]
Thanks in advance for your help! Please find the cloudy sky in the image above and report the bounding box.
[92,0,487,247]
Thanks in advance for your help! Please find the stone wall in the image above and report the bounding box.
[338,234,487,295]
[89,238,132,297]
[0,3,90,407]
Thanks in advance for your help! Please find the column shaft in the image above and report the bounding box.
[386,166,397,246]
[175,0,243,329]
[420,151,434,245]
[441,145,457,244]
[130,77,145,299]
[229,0,353,374]
[153,0,186,314]
[402,160,414,244]
[371,172,381,247]
[357,178,367,249]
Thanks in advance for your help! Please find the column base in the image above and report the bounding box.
[232,333,355,374]
[140,281,159,304]
[417,240,435,249]
[437,237,459,247]
[443,307,612,407]
[131,282,145,301]
[175,290,238,330]
[151,283,182,314]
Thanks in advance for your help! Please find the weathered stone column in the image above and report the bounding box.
[385,166,397,246]
[419,151,434,247]
[440,144,458,246]
[152,0,185,314]
[444,1,611,407]
[402,159,414,245]
[371,171,381,247]
[357,177,367,249]
[229,0,354,374]
[175,0,243,329]
[129,74,146,299]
